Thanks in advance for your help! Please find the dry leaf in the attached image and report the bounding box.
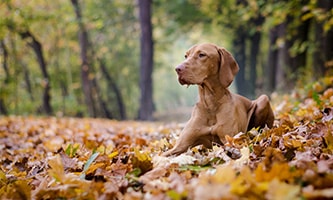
[1,80,333,199]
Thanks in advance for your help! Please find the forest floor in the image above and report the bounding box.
[1,77,333,199]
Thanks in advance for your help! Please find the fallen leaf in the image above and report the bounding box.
[170,154,197,166]
[48,154,65,182]
[265,179,300,200]
[303,185,333,199]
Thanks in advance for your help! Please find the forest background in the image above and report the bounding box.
[0,0,332,121]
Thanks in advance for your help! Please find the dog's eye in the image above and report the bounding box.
[198,53,206,58]
[184,55,188,59]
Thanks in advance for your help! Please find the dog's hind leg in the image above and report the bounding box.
[248,95,274,130]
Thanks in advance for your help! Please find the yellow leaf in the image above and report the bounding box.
[211,165,236,184]
[96,145,106,154]
[108,151,119,159]
[131,148,153,174]
[257,182,269,194]
[233,147,250,168]
[3,180,32,200]
[230,175,250,195]
[303,185,333,199]
[255,162,302,183]
[44,136,64,152]
[324,131,333,152]
[85,162,105,175]
[283,136,303,149]
[0,170,7,186]
[265,179,300,200]
[134,148,151,162]
[230,166,267,197]
[47,155,65,182]
[105,144,115,155]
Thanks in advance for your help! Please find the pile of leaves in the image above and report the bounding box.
[1,77,333,199]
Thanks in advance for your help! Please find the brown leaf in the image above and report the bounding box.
[303,185,333,199]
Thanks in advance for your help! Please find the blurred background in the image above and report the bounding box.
[0,0,332,121]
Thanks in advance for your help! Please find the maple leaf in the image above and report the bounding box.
[1,79,333,200]
[170,154,197,166]
[48,154,65,182]
[230,166,255,196]
[0,170,6,187]
[0,179,32,200]
[208,165,237,184]
[255,162,302,183]
[303,185,333,199]
[265,179,301,200]
[130,148,153,175]
[323,130,333,152]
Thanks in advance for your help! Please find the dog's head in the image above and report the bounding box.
[175,43,239,88]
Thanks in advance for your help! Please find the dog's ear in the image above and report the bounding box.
[217,47,239,88]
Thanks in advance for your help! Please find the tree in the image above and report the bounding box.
[0,40,9,115]
[71,0,97,117]
[138,0,154,120]
[313,0,333,78]
[265,26,279,92]
[99,59,126,120]
[263,0,332,91]
[1,0,332,117]
[18,30,53,114]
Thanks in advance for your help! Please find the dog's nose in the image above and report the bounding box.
[175,64,184,73]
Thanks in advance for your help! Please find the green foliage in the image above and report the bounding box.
[0,0,141,118]
[65,143,80,157]
[0,0,332,118]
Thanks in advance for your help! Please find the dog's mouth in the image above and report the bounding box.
[178,76,193,86]
[178,77,188,85]
[178,73,202,86]
[176,69,197,86]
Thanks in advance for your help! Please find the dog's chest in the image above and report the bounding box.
[199,105,218,126]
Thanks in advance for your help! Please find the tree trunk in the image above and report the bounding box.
[313,17,325,77]
[290,17,310,77]
[19,30,52,115]
[138,0,154,121]
[275,22,289,90]
[0,99,7,115]
[248,32,259,98]
[99,60,126,120]
[325,28,333,71]
[90,76,113,119]
[313,0,333,77]
[21,62,34,101]
[265,26,279,92]
[71,0,96,117]
[0,40,8,115]
[0,40,10,83]
[248,15,264,98]
[233,0,249,97]
[233,27,247,96]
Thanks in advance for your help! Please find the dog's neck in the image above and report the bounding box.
[198,77,230,111]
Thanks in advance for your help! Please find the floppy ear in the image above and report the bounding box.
[217,47,239,88]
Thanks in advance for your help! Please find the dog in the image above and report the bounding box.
[163,43,274,156]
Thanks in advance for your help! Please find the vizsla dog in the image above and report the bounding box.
[163,43,274,156]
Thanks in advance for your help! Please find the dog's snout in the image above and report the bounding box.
[175,64,185,74]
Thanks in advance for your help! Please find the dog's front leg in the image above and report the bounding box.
[162,123,211,156]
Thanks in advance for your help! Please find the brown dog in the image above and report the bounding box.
[163,43,274,156]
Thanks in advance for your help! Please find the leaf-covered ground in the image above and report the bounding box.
[1,77,333,200]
